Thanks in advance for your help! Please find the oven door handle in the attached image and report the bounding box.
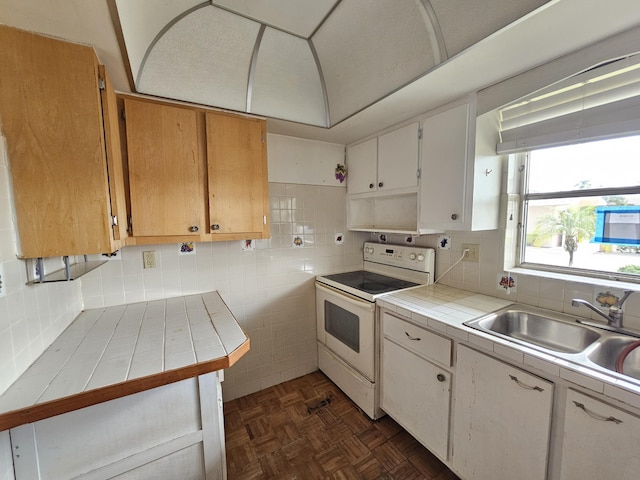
[316,283,376,311]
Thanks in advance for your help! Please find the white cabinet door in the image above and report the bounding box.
[377,122,419,192]
[560,389,640,480]
[452,345,553,480]
[346,138,377,195]
[381,336,451,460]
[419,102,469,230]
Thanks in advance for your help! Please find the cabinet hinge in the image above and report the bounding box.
[261,132,265,143]
[263,215,267,225]
[418,128,423,140]
[121,108,126,121]
[417,168,422,179]
[98,77,106,91]
[111,215,118,227]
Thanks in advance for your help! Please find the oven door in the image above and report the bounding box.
[316,282,376,381]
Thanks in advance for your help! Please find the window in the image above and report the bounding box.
[520,136,640,281]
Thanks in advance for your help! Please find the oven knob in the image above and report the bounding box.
[409,253,416,260]
[417,254,425,261]
[365,247,374,254]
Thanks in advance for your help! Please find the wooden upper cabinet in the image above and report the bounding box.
[206,112,269,239]
[0,25,123,257]
[124,98,205,238]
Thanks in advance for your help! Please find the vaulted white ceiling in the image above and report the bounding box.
[115,0,549,128]
[1,0,640,144]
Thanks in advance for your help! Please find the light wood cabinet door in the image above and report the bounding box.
[206,112,269,238]
[381,335,451,460]
[125,99,205,238]
[559,389,640,480]
[452,345,553,480]
[0,25,118,257]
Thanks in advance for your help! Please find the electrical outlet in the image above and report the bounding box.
[0,263,5,297]
[142,251,156,269]
[462,244,480,262]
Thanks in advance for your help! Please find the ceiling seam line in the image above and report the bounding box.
[308,0,343,40]
[247,24,266,113]
[135,1,210,88]
[308,39,331,128]
[209,2,309,39]
[418,0,448,64]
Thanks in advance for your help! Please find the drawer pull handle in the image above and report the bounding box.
[189,225,199,232]
[508,374,544,392]
[573,401,622,424]
[436,373,446,382]
[404,331,421,341]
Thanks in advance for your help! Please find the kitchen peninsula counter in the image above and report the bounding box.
[0,291,249,431]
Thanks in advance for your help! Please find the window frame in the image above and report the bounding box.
[517,147,640,284]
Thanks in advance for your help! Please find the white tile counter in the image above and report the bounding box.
[0,291,249,431]
[378,284,640,410]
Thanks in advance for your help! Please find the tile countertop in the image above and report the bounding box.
[378,284,640,411]
[0,291,249,431]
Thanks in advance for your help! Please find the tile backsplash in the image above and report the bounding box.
[81,183,368,400]
[0,134,83,394]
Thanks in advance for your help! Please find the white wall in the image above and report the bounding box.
[0,132,83,395]
[79,135,368,400]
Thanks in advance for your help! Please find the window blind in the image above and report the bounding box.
[497,54,640,154]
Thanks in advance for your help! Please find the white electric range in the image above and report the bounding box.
[315,241,435,419]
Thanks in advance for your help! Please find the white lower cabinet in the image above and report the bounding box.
[380,313,452,460]
[559,389,640,480]
[452,345,553,480]
[9,373,226,480]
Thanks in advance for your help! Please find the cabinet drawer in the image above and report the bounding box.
[382,312,452,367]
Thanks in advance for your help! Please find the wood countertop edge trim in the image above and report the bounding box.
[0,337,250,432]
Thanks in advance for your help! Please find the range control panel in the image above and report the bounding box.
[363,241,435,273]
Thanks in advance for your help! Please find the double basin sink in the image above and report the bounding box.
[464,304,640,382]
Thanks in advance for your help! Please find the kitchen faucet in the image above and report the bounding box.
[571,290,635,329]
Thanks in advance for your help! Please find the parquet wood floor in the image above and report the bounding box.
[223,371,461,480]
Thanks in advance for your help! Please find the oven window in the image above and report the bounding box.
[324,301,360,353]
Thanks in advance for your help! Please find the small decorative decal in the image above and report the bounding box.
[498,273,517,294]
[404,236,415,245]
[335,233,344,245]
[242,239,255,251]
[293,236,304,247]
[437,234,451,250]
[596,291,619,307]
[378,234,387,244]
[179,242,196,255]
[335,164,347,183]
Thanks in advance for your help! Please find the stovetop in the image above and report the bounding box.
[321,270,419,295]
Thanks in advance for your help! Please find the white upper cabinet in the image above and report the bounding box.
[418,96,501,231]
[347,122,419,195]
[347,138,378,195]
[377,122,420,192]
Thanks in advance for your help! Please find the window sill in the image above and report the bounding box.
[509,267,640,292]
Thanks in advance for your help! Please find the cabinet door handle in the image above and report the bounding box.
[451,213,458,220]
[436,373,446,382]
[378,182,384,188]
[211,224,220,230]
[508,374,544,392]
[573,401,623,424]
[369,183,375,189]
[405,331,421,341]
[189,225,199,232]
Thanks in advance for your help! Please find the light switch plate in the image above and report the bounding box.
[142,251,156,269]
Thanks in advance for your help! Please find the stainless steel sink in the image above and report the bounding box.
[465,305,601,354]
[585,336,640,381]
[465,304,640,385]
